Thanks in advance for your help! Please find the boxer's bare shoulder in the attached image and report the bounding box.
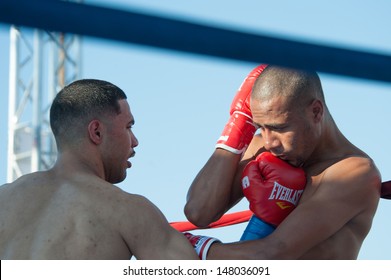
[0,171,130,259]
[1,168,197,260]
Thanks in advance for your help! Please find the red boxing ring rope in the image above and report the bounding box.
[170,210,253,232]
[170,180,391,232]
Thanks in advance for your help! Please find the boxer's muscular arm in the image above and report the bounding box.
[185,65,267,227]
[185,149,242,227]
[120,194,198,260]
[207,156,381,259]
[185,135,265,227]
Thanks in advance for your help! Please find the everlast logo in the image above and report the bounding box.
[268,181,303,206]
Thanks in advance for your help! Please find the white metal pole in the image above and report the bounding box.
[31,29,42,172]
[7,26,19,182]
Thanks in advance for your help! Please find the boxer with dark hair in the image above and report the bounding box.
[0,79,198,260]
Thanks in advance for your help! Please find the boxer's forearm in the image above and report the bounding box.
[185,149,241,227]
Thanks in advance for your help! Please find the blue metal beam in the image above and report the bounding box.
[0,0,390,83]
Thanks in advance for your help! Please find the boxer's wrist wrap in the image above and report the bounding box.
[240,215,276,240]
[184,232,220,260]
[216,111,257,154]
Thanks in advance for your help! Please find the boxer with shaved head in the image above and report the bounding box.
[185,65,381,259]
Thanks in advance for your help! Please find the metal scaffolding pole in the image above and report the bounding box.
[6,25,82,182]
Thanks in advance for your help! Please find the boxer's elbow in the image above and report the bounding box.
[184,201,215,228]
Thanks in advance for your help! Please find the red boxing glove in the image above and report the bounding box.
[242,152,306,226]
[216,64,267,154]
[184,232,220,260]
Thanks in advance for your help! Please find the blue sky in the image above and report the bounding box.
[0,0,390,259]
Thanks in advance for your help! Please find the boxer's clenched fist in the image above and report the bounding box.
[216,64,267,154]
[242,152,307,227]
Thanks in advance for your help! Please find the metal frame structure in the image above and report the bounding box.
[6,19,82,182]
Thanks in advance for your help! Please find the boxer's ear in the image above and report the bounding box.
[88,119,103,145]
[310,99,323,123]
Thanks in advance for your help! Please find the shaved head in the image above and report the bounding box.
[251,66,325,110]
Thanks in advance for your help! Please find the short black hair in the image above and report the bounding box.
[50,79,127,146]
